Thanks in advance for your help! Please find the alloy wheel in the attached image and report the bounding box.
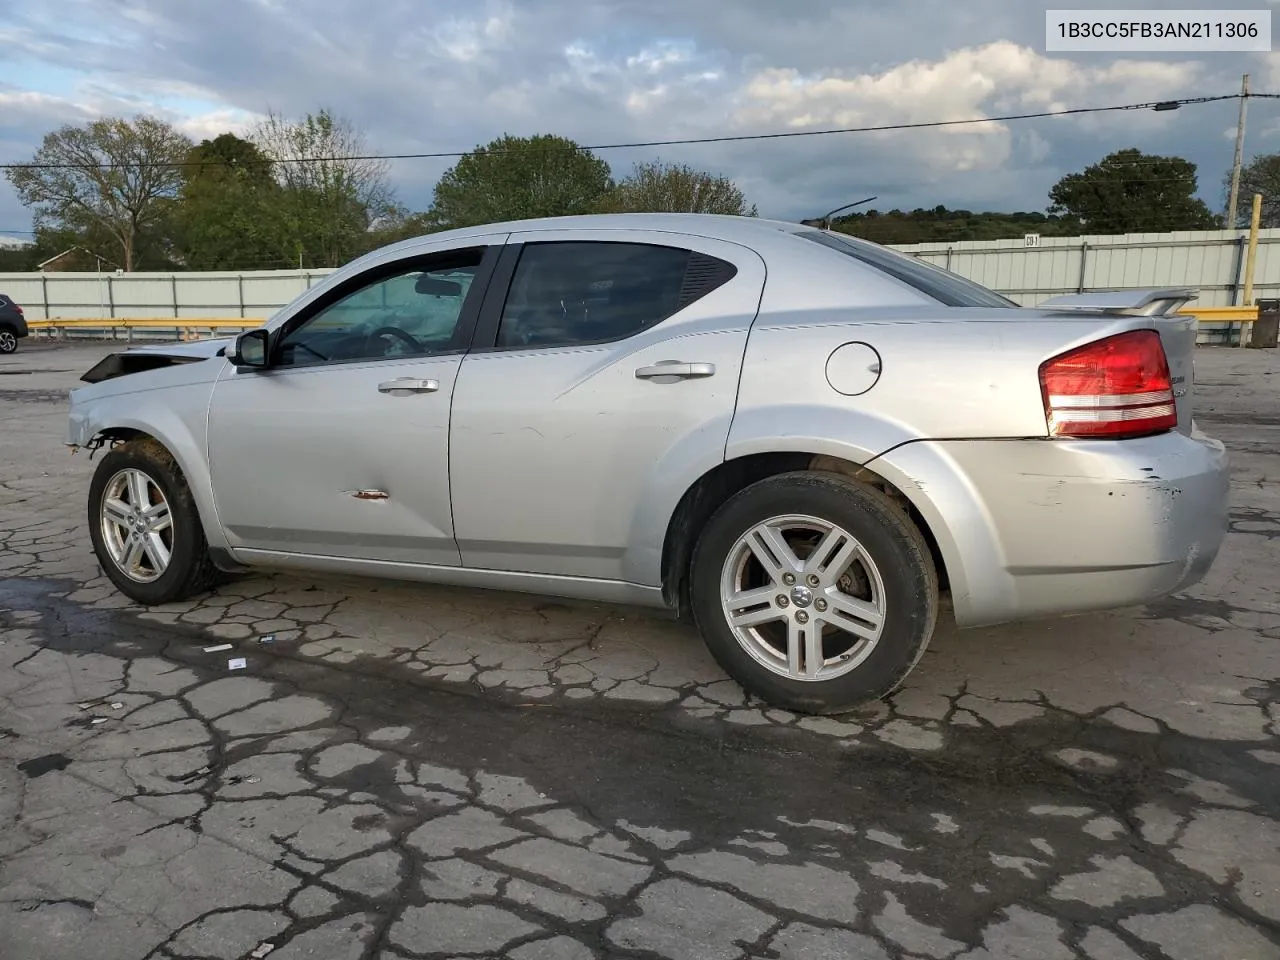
[719,514,887,682]
[100,468,174,583]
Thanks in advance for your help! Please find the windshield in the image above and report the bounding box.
[796,229,1016,309]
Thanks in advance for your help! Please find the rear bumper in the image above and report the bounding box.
[1,315,26,337]
[870,427,1229,627]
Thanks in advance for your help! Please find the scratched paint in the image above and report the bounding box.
[346,490,389,501]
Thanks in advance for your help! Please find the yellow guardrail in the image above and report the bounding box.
[1177,306,1259,322]
[29,318,266,341]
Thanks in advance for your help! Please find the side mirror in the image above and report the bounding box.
[231,329,269,368]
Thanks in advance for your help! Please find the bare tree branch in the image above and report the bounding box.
[248,108,396,266]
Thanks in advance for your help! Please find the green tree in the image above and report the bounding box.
[602,159,756,215]
[4,115,193,270]
[428,134,613,230]
[1226,153,1280,228]
[1048,148,1219,234]
[176,133,285,269]
[0,243,37,272]
[251,108,396,267]
[830,207,1083,245]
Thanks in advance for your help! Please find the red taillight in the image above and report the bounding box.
[13,304,22,315]
[1038,330,1178,439]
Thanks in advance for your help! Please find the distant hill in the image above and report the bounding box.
[830,207,1084,245]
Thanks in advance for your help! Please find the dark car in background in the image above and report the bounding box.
[0,294,28,353]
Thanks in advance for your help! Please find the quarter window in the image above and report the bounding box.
[277,249,485,366]
[496,241,736,348]
[796,229,1015,308]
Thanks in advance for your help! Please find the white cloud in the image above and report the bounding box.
[729,41,1206,176]
[174,108,265,141]
[0,89,95,122]
[627,41,695,73]
[429,5,515,62]
[1252,50,1280,91]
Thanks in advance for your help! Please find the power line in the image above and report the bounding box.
[0,93,1270,172]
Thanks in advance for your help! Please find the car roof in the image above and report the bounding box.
[395,213,812,247]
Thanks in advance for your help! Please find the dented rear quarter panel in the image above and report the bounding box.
[865,431,1228,627]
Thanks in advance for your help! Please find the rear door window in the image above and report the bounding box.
[495,241,737,349]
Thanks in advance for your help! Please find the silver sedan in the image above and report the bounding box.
[67,213,1229,714]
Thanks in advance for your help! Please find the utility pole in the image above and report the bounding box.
[1226,73,1249,230]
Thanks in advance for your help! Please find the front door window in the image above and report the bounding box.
[278,251,484,366]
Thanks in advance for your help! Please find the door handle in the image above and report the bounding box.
[635,361,716,381]
[378,378,439,394]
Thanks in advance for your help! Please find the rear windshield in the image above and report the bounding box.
[796,229,1016,308]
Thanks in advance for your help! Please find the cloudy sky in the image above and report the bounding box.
[1,0,1276,244]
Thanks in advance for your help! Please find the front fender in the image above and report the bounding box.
[69,384,226,550]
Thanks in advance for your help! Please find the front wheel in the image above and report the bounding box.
[689,471,939,715]
[87,438,222,604]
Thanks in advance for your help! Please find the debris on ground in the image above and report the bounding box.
[250,942,275,958]
[259,634,276,644]
[204,643,233,653]
[228,657,247,670]
[17,754,71,778]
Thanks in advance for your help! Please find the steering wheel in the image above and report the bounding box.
[365,326,423,355]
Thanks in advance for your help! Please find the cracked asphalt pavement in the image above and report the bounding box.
[1,342,1278,960]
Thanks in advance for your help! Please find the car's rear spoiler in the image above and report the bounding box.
[1037,287,1198,317]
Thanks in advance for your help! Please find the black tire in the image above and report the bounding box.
[0,326,17,354]
[689,470,939,715]
[87,438,222,605]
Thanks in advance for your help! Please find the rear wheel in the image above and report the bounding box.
[0,327,17,354]
[689,471,938,714]
[88,439,221,604]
